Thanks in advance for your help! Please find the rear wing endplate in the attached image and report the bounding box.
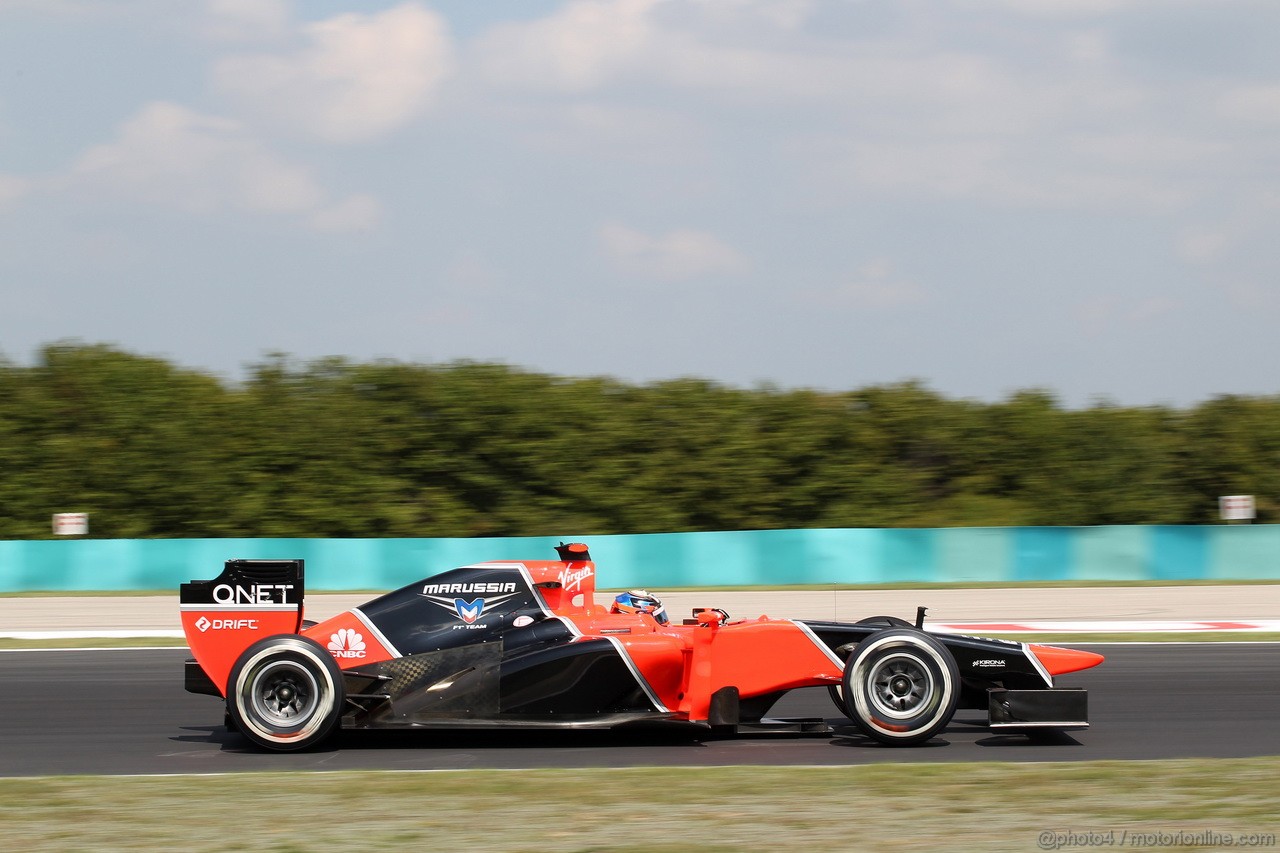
[180,559,306,697]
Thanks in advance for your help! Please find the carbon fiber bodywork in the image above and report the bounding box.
[337,637,665,728]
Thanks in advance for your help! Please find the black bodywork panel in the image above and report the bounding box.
[180,559,304,606]
[799,620,1053,710]
[357,567,545,656]
[339,637,664,729]
[988,687,1089,729]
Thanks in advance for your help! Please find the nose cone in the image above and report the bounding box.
[1027,643,1106,676]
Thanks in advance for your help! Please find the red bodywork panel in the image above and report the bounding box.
[489,559,844,719]
[302,611,398,669]
[180,608,302,698]
[1026,643,1107,676]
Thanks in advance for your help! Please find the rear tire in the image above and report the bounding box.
[842,629,959,746]
[226,635,344,752]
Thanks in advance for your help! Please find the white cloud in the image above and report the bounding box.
[475,0,657,92]
[557,102,705,149]
[801,259,928,310]
[954,0,1151,17]
[683,0,815,30]
[1217,84,1280,124]
[1131,296,1179,323]
[470,0,1273,217]
[70,102,316,212]
[471,1,1047,109]
[474,0,854,103]
[0,0,156,19]
[1077,293,1183,336]
[1215,278,1280,313]
[599,222,748,280]
[443,252,500,293]
[307,193,381,233]
[64,101,379,231]
[201,0,292,42]
[841,259,928,309]
[1178,228,1233,264]
[1062,30,1112,64]
[798,62,1214,211]
[1068,132,1228,169]
[0,173,29,211]
[488,100,710,172]
[213,3,452,143]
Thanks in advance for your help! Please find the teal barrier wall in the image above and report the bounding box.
[0,525,1276,592]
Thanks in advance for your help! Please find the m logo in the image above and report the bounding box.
[328,628,367,659]
[455,598,484,624]
[421,590,520,623]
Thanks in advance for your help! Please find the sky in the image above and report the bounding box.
[2,0,1278,409]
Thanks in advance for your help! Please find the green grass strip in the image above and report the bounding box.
[2,760,1277,851]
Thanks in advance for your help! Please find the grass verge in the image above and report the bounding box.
[2,760,1277,852]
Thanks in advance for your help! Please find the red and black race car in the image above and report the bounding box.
[181,543,1103,751]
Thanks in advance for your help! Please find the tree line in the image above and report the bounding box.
[1,343,1275,539]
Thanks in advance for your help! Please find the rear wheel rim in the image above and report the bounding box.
[249,660,320,728]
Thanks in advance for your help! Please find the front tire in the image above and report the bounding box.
[827,617,918,715]
[842,629,959,746]
[226,635,344,752]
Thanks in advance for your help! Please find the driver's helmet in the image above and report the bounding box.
[611,589,669,625]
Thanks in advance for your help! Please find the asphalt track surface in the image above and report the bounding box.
[2,644,1277,777]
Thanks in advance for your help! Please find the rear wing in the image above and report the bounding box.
[180,559,305,697]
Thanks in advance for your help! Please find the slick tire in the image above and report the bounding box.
[226,635,344,752]
[828,617,918,716]
[842,628,959,746]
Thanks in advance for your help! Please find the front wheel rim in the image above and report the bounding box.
[865,652,935,719]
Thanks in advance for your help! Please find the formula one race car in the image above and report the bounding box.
[180,543,1104,751]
